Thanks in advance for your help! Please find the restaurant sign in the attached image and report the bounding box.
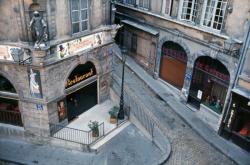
[57,32,103,59]
[66,62,96,89]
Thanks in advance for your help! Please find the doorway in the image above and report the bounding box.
[66,81,97,121]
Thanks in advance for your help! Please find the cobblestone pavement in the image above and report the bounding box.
[112,56,236,165]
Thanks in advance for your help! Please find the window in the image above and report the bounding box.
[125,0,136,5]
[179,0,228,31]
[131,34,137,52]
[139,0,150,9]
[180,0,198,22]
[162,0,172,15]
[201,0,227,30]
[70,0,88,34]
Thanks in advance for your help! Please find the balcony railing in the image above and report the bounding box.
[0,110,23,126]
[49,122,105,145]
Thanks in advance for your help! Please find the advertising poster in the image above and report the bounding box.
[56,32,103,59]
[57,99,67,122]
[28,68,43,99]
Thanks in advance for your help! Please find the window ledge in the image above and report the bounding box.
[113,2,242,44]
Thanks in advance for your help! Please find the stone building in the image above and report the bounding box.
[112,0,249,150]
[0,0,116,144]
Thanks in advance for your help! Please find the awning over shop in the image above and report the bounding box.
[232,87,250,100]
[121,20,159,36]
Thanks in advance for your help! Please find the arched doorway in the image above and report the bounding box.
[159,41,187,89]
[188,56,230,114]
[65,62,97,121]
[0,75,22,126]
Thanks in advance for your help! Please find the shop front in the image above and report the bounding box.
[63,62,97,122]
[0,75,22,126]
[160,41,187,89]
[188,56,230,115]
[221,92,250,152]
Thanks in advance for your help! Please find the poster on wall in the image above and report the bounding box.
[57,99,67,122]
[0,45,31,63]
[197,90,203,100]
[28,68,43,99]
[56,32,103,59]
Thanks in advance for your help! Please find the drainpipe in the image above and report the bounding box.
[219,23,250,134]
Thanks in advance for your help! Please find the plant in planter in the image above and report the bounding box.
[88,120,99,137]
[109,106,119,124]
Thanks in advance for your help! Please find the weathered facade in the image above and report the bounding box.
[0,0,115,143]
[112,0,249,151]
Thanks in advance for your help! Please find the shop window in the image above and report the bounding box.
[70,0,88,34]
[0,97,22,126]
[139,0,150,9]
[131,33,137,53]
[188,57,229,113]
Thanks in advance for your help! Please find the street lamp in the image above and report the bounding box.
[117,47,127,120]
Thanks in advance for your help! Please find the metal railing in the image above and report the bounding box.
[0,110,23,126]
[49,122,105,145]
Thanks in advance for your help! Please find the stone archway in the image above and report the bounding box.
[188,56,230,114]
[159,41,188,89]
[64,62,98,122]
[0,75,23,126]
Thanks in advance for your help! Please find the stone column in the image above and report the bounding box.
[32,49,47,65]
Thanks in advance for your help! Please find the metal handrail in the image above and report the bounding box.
[0,110,23,126]
[49,122,105,145]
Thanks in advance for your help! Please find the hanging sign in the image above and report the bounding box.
[57,32,103,59]
[0,45,30,62]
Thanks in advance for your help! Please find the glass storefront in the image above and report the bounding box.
[188,56,230,114]
[221,93,250,152]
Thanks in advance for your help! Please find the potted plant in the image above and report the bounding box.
[88,120,99,137]
[109,106,119,124]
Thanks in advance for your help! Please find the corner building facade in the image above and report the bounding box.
[0,0,114,140]
[112,0,249,151]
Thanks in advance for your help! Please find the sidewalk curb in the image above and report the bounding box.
[114,53,250,165]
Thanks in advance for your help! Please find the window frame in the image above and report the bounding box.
[200,0,228,32]
[162,0,173,16]
[178,0,198,23]
[131,33,137,53]
[138,0,150,10]
[70,0,89,35]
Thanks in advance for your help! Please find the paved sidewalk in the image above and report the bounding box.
[0,124,163,165]
[112,47,250,165]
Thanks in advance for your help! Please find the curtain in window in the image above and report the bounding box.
[165,0,171,14]
[203,0,216,26]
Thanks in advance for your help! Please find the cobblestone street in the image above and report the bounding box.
[112,55,236,165]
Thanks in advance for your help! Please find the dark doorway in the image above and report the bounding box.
[66,81,97,121]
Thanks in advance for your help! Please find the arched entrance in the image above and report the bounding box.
[0,75,22,126]
[65,62,97,121]
[188,56,230,114]
[159,41,187,89]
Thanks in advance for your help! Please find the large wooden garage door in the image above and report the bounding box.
[160,55,187,89]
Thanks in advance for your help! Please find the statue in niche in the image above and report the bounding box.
[29,11,48,49]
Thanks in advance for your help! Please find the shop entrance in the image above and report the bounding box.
[64,62,97,122]
[66,82,97,121]
[188,56,230,114]
[160,41,187,89]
